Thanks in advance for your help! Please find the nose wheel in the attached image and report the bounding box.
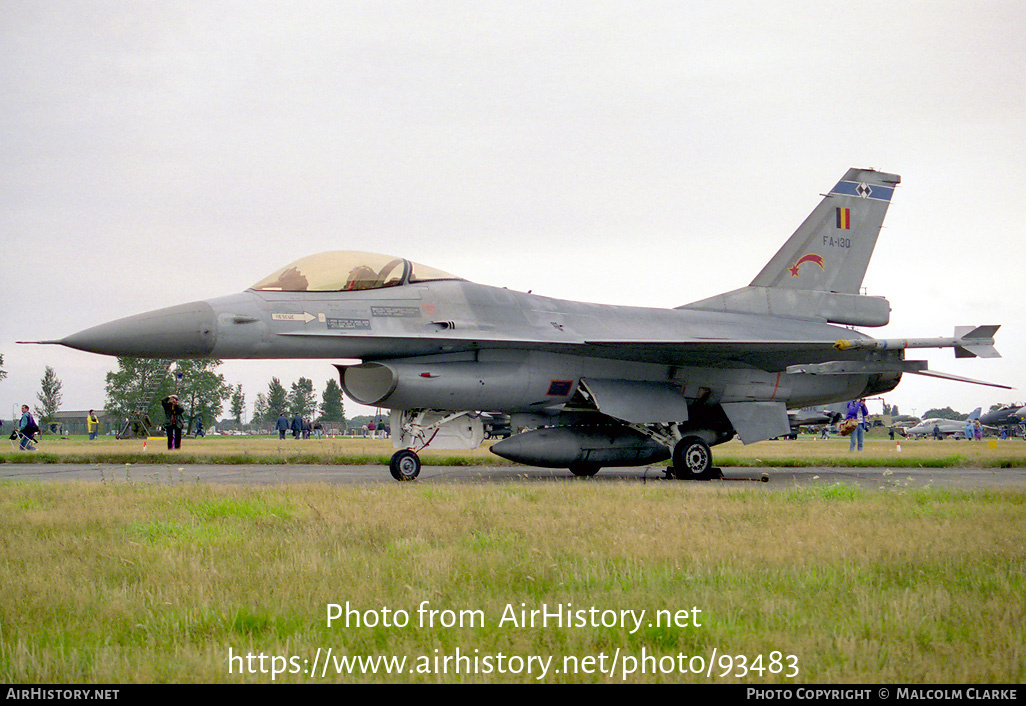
[389,449,421,481]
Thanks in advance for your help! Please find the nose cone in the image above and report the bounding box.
[60,300,218,358]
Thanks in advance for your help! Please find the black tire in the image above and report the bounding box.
[389,449,421,481]
[672,436,713,480]
[568,461,601,477]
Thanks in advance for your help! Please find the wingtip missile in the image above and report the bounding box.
[834,325,1001,358]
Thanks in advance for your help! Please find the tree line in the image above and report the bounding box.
[105,359,345,429]
[4,358,345,432]
[250,376,345,427]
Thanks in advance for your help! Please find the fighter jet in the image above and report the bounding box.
[979,403,1025,429]
[789,404,847,430]
[30,168,1009,481]
[903,408,982,439]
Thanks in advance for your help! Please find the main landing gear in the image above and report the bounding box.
[669,436,721,481]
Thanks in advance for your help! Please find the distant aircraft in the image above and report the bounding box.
[29,168,1009,481]
[903,408,982,439]
[979,404,1025,428]
[790,404,847,428]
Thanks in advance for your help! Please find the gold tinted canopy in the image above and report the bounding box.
[250,251,462,292]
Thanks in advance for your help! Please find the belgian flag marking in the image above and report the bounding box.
[836,207,851,229]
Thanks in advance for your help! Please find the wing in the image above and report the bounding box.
[279,329,847,370]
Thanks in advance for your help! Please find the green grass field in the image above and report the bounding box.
[2,478,1024,683]
[3,433,1024,683]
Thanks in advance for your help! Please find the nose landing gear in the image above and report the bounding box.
[389,449,421,481]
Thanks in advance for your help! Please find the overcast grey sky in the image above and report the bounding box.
[2,0,1024,424]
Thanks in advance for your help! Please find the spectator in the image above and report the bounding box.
[161,395,185,450]
[846,398,869,452]
[18,405,39,451]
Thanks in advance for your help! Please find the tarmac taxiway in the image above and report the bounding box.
[2,463,1025,490]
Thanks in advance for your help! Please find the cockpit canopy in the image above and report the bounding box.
[250,251,463,292]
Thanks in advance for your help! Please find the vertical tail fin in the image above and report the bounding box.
[750,168,900,294]
[683,168,900,326]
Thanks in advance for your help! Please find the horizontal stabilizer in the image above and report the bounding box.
[787,359,1011,389]
[908,369,1012,390]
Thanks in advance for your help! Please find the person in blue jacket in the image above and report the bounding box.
[846,398,869,452]
[18,405,39,451]
[276,413,289,439]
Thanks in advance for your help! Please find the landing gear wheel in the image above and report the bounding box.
[672,436,714,480]
[568,461,601,477]
[389,449,421,481]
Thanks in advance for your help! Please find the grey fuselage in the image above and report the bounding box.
[59,278,899,416]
